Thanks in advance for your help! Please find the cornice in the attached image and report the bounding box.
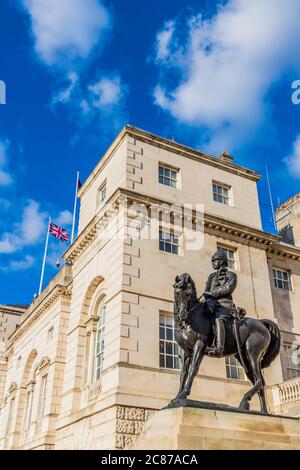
[8,267,72,344]
[63,187,300,267]
[125,125,261,182]
[63,193,121,262]
[77,125,260,199]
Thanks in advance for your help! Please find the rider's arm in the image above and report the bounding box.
[204,273,214,295]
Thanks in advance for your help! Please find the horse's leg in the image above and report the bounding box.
[258,374,268,414]
[178,352,191,396]
[177,339,205,399]
[239,346,265,411]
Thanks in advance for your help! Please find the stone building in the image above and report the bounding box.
[0,305,27,416]
[0,125,299,450]
[0,305,26,347]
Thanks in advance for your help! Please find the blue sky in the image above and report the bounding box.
[0,0,300,305]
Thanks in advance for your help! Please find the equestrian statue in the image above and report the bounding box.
[172,249,281,414]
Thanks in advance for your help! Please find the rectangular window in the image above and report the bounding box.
[159,164,179,188]
[225,356,245,380]
[212,182,231,205]
[97,183,107,208]
[217,245,236,270]
[23,391,31,433]
[283,343,300,380]
[6,397,15,435]
[159,230,179,255]
[48,327,54,342]
[159,314,180,370]
[95,306,106,381]
[273,269,291,290]
[37,375,48,423]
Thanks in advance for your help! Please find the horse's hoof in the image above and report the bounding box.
[239,400,250,411]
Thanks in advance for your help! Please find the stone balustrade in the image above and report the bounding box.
[278,378,300,404]
[271,377,300,413]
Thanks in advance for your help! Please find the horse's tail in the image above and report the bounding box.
[260,319,281,369]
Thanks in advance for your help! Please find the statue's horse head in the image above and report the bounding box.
[173,273,198,322]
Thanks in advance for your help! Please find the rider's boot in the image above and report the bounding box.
[206,318,225,357]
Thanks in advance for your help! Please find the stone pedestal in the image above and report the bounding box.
[129,405,300,450]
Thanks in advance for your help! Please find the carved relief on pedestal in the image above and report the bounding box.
[115,406,155,449]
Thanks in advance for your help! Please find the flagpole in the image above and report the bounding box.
[39,217,51,295]
[265,165,277,232]
[71,171,79,245]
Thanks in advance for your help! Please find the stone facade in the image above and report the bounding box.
[0,125,300,450]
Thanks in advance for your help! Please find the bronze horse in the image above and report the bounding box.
[173,273,281,413]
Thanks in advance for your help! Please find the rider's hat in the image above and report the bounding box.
[211,249,228,265]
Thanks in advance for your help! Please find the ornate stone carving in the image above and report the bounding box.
[115,406,155,449]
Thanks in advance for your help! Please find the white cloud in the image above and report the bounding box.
[52,72,79,104]
[21,0,110,68]
[0,200,47,254]
[56,209,73,227]
[0,140,13,186]
[285,135,300,179]
[89,76,122,107]
[153,0,300,151]
[155,20,175,61]
[53,74,127,128]
[1,255,36,272]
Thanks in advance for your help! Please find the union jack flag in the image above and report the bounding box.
[49,222,69,241]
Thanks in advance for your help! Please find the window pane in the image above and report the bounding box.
[166,355,173,369]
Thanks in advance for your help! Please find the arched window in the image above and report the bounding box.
[94,305,106,381]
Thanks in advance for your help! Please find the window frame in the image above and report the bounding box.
[212,181,231,205]
[159,313,180,371]
[158,163,179,189]
[97,181,107,209]
[217,245,237,270]
[94,305,106,381]
[159,230,180,255]
[36,373,48,428]
[273,268,292,291]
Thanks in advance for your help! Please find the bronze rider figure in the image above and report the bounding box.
[204,249,237,357]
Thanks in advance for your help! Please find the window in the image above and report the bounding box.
[23,389,34,435]
[283,343,300,380]
[225,356,245,380]
[218,245,236,269]
[273,269,291,290]
[159,230,179,255]
[37,375,48,423]
[159,164,178,188]
[6,397,15,435]
[97,183,107,208]
[159,314,180,370]
[48,327,54,342]
[212,182,231,205]
[95,305,106,381]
